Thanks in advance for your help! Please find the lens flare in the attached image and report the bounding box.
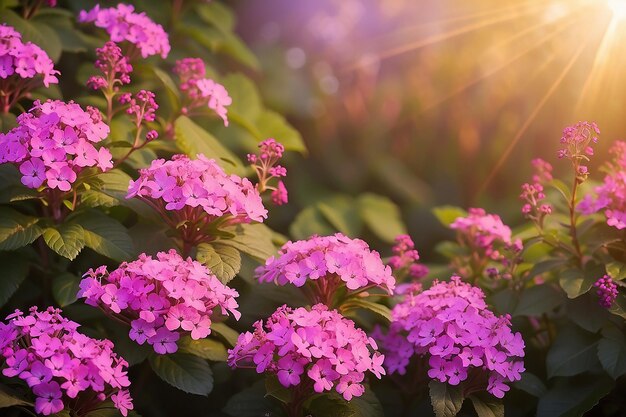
[608,0,626,19]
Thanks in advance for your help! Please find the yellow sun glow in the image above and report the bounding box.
[608,0,626,19]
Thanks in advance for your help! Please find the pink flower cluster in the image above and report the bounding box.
[256,233,396,303]
[0,100,111,191]
[520,158,552,223]
[228,304,385,401]
[0,24,59,87]
[79,4,170,59]
[174,58,232,126]
[374,277,525,398]
[579,141,626,229]
[120,89,158,125]
[248,138,288,205]
[127,155,267,236]
[388,234,429,279]
[0,25,59,113]
[594,275,618,308]
[78,250,241,354]
[558,121,600,180]
[450,208,521,261]
[87,41,133,91]
[0,307,132,416]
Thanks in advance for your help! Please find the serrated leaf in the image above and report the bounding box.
[358,193,406,243]
[429,381,464,417]
[43,223,85,260]
[597,325,626,379]
[196,243,241,283]
[0,253,29,308]
[0,208,42,250]
[70,210,133,261]
[469,393,504,417]
[52,272,81,307]
[174,116,244,175]
[432,205,468,228]
[217,223,276,262]
[149,353,213,396]
[546,325,600,378]
[178,336,228,362]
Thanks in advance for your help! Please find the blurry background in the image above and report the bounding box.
[231,0,626,253]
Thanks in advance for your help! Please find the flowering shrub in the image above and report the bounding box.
[0,307,132,416]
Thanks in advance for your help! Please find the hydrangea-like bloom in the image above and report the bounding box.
[0,307,132,416]
[78,250,241,354]
[0,25,59,112]
[256,233,395,305]
[450,208,522,268]
[579,141,626,229]
[0,100,111,191]
[78,4,170,59]
[174,58,232,126]
[127,155,267,245]
[228,304,385,401]
[374,277,525,398]
[388,234,428,279]
[595,275,618,308]
[248,138,289,206]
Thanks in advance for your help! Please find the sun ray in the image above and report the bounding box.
[421,7,586,112]
[477,35,593,197]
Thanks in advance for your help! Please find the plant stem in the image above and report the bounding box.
[568,171,583,268]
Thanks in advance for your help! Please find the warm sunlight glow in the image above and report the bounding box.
[608,0,626,19]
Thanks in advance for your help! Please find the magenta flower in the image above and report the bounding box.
[228,304,384,401]
[78,250,241,354]
[374,276,525,399]
[79,4,170,59]
[0,25,59,113]
[594,275,619,308]
[248,138,289,206]
[256,233,395,306]
[0,307,132,416]
[0,100,111,194]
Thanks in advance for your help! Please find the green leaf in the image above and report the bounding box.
[290,206,336,240]
[149,352,213,396]
[210,322,239,347]
[196,243,241,283]
[567,292,610,333]
[221,73,262,125]
[597,325,626,379]
[513,372,547,397]
[358,193,407,243]
[178,336,228,362]
[429,381,464,417]
[218,223,276,262]
[43,223,85,260]
[341,298,392,321]
[307,389,384,417]
[526,259,567,279]
[551,179,572,203]
[196,2,235,32]
[0,252,29,308]
[317,195,362,237]
[152,66,180,107]
[70,211,134,261]
[469,393,504,417]
[513,285,563,317]
[264,375,292,403]
[256,109,307,154]
[222,381,276,417]
[609,292,626,319]
[605,261,626,280]
[536,376,614,417]
[559,267,596,299]
[0,383,31,408]
[546,325,600,378]
[432,205,467,228]
[0,208,42,251]
[2,10,62,61]
[174,116,244,175]
[52,272,81,307]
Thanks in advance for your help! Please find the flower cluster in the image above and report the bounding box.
[256,233,395,305]
[79,4,170,59]
[0,100,111,191]
[127,155,267,247]
[0,307,132,416]
[450,208,521,260]
[388,234,428,279]
[120,89,158,126]
[520,158,552,226]
[228,304,385,401]
[594,275,618,308]
[0,25,59,112]
[247,138,289,205]
[78,250,240,354]
[174,58,232,126]
[375,277,525,398]
[86,41,133,91]
[558,121,600,181]
[579,141,626,229]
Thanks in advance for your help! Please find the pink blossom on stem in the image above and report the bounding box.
[594,275,618,308]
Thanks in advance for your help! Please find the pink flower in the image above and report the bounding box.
[33,381,64,415]
[111,390,134,417]
[149,327,179,355]
[19,158,45,188]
